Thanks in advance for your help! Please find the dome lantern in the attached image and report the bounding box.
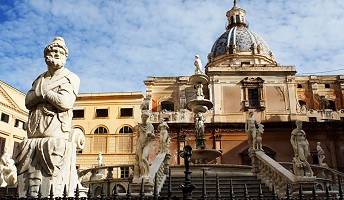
[226,0,247,30]
[208,0,276,65]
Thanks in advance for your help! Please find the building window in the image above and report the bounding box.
[14,119,26,130]
[236,15,240,23]
[312,153,319,164]
[297,84,302,88]
[94,126,108,134]
[299,100,306,106]
[119,126,133,134]
[0,137,6,155]
[113,185,126,193]
[120,167,130,178]
[309,117,317,122]
[248,88,259,108]
[325,83,331,89]
[161,101,174,111]
[241,62,250,66]
[73,109,85,119]
[241,77,264,111]
[328,100,336,111]
[96,108,108,118]
[1,113,9,123]
[120,108,133,117]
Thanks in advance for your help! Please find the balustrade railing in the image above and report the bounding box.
[253,151,295,197]
[78,164,134,183]
[280,162,344,190]
[148,153,170,193]
[252,150,344,198]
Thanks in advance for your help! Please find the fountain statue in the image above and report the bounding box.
[182,55,222,164]
[290,120,314,177]
[158,120,170,154]
[245,111,264,151]
[0,146,17,187]
[317,142,328,167]
[13,37,84,197]
[133,110,155,182]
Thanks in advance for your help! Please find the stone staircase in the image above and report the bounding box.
[159,165,273,199]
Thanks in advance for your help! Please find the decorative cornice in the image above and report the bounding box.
[0,85,28,115]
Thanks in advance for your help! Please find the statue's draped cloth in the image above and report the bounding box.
[14,68,80,197]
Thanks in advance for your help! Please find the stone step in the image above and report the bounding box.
[159,173,272,199]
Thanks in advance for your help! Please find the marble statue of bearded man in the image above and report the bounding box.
[14,37,80,197]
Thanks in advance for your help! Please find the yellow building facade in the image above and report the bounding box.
[71,92,144,171]
[0,80,28,156]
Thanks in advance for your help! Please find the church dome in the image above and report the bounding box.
[208,0,275,65]
[211,26,272,58]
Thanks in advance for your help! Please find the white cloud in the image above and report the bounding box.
[0,0,343,94]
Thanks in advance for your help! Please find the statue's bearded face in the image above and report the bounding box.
[141,114,149,123]
[45,46,67,70]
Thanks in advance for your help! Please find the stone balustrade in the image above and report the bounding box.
[251,150,344,198]
[78,164,134,183]
[150,110,191,123]
[252,151,295,197]
[148,153,171,193]
[280,162,344,190]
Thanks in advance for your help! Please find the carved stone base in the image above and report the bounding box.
[291,176,317,197]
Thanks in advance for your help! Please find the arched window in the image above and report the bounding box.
[298,100,306,106]
[328,100,336,111]
[113,184,126,193]
[161,101,174,111]
[119,126,133,134]
[94,126,108,134]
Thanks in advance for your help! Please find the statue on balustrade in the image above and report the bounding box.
[13,37,83,197]
[255,123,264,150]
[158,120,170,154]
[290,121,313,177]
[134,111,155,180]
[97,152,103,167]
[246,111,264,151]
[0,146,17,187]
[245,111,256,150]
[317,142,328,167]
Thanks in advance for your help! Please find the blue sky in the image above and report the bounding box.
[1,0,343,94]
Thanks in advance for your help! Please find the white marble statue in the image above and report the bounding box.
[0,146,17,187]
[317,142,328,167]
[0,147,10,167]
[97,152,103,167]
[134,111,155,181]
[194,55,204,74]
[290,121,313,177]
[158,120,170,154]
[14,37,81,197]
[255,123,264,150]
[245,111,257,150]
[195,112,205,149]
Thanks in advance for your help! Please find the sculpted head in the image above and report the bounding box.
[141,111,150,123]
[44,37,69,70]
[295,120,303,129]
[249,111,254,117]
